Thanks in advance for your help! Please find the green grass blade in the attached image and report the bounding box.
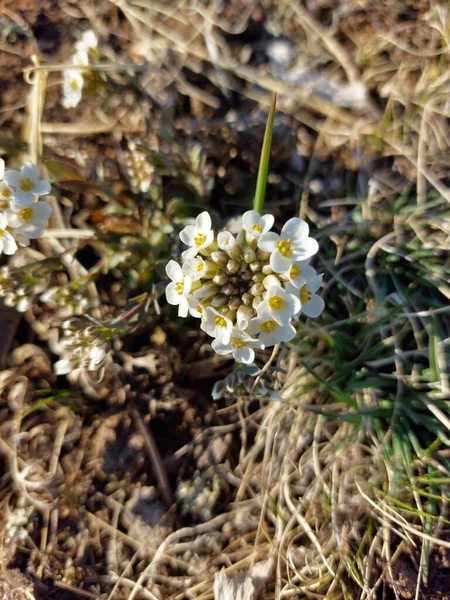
[253,93,277,213]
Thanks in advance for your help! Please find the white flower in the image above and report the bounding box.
[165,260,192,317]
[62,69,84,109]
[257,284,300,325]
[54,357,76,376]
[88,344,107,371]
[286,275,325,318]
[4,163,51,206]
[258,217,319,273]
[6,200,52,239]
[217,231,239,257]
[242,210,274,238]
[286,260,316,288]
[179,211,214,259]
[0,214,17,256]
[201,307,232,343]
[248,316,296,346]
[0,181,14,211]
[187,295,204,318]
[211,327,260,364]
[72,49,89,67]
[75,30,98,53]
[0,158,4,180]
[182,256,208,281]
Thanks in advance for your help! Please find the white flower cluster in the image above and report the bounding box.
[165,210,324,364]
[0,159,52,256]
[62,30,98,109]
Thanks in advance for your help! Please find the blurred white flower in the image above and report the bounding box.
[75,30,98,54]
[212,327,261,364]
[287,275,325,318]
[62,69,84,109]
[165,260,192,317]
[0,181,14,211]
[0,213,17,255]
[4,163,51,206]
[7,200,52,239]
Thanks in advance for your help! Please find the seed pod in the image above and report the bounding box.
[243,247,256,264]
[228,297,241,311]
[263,274,280,290]
[226,259,240,274]
[249,260,261,273]
[213,272,228,286]
[252,272,265,283]
[242,293,253,306]
[250,282,265,296]
[211,293,228,308]
[211,251,229,266]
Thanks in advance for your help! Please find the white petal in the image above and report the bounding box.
[303,294,325,318]
[234,346,254,364]
[0,213,7,228]
[34,180,52,195]
[12,191,34,206]
[2,232,17,255]
[4,170,21,188]
[247,317,261,337]
[260,214,274,232]
[242,210,260,229]
[285,292,301,315]
[166,260,183,281]
[16,297,31,312]
[33,200,53,221]
[182,247,198,260]
[270,251,292,273]
[54,358,74,375]
[21,163,40,182]
[6,211,21,228]
[178,297,189,318]
[179,224,197,246]
[293,237,319,261]
[307,273,323,293]
[81,30,98,48]
[21,223,45,239]
[211,339,232,355]
[195,211,211,233]
[166,282,180,305]
[258,231,279,252]
[0,158,4,180]
[217,231,236,251]
[281,217,309,241]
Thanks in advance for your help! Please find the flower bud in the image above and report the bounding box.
[257,249,271,261]
[193,282,220,298]
[228,297,241,311]
[222,283,238,296]
[262,264,273,275]
[218,231,241,258]
[203,260,219,278]
[249,261,261,273]
[242,293,253,306]
[237,370,246,384]
[199,239,218,256]
[245,232,258,249]
[252,272,265,283]
[211,251,229,266]
[213,272,228,286]
[240,270,253,282]
[211,293,228,308]
[263,274,280,290]
[225,373,236,392]
[252,296,263,310]
[236,305,254,330]
[243,247,256,263]
[226,259,240,274]
[250,282,265,296]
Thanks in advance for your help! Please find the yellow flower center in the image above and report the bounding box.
[269,296,285,310]
[252,224,263,233]
[197,304,203,314]
[175,281,184,295]
[196,262,204,272]
[0,200,9,211]
[19,207,34,222]
[290,264,301,279]
[70,79,80,90]
[194,233,207,247]
[215,316,227,329]
[1,187,12,198]
[278,238,293,258]
[0,229,3,238]
[20,178,35,192]
[300,286,312,304]
[231,337,247,349]
[261,319,277,333]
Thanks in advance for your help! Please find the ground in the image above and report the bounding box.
[0,1,450,599]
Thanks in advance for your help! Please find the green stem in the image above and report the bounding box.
[253,93,277,213]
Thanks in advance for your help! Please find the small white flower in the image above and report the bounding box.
[7,200,52,239]
[182,256,206,281]
[257,284,300,325]
[179,211,214,259]
[201,307,232,343]
[242,209,274,238]
[187,295,204,318]
[0,181,14,211]
[286,275,325,318]
[0,213,17,256]
[211,327,260,364]
[286,260,316,288]
[62,69,84,109]
[248,316,296,347]
[0,158,4,180]
[75,30,98,54]
[88,345,107,371]
[258,217,319,273]
[4,163,51,206]
[165,260,192,318]
[217,230,239,257]
[54,357,78,375]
